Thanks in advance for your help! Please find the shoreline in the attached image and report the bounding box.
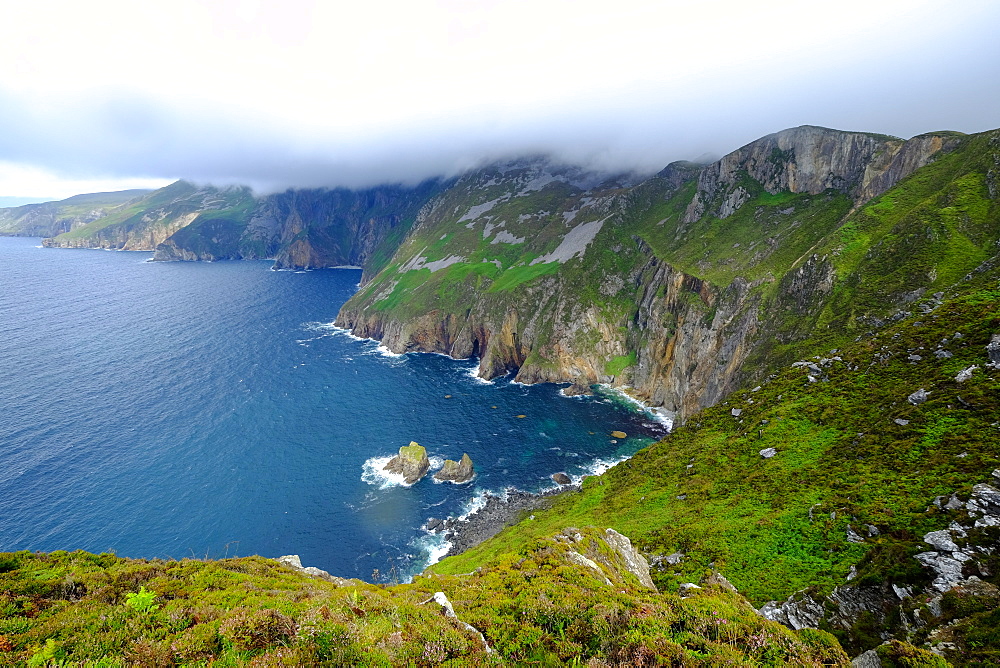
[424,485,579,558]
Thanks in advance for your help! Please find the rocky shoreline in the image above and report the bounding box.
[425,485,578,557]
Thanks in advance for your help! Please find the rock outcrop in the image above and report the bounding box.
[550,527,657,591]
[383,442,430,484]
[275,554,354,586]
[682,126,959,224]
[335,127,976,422]
[759,477,1000,648]
[433,453,474,483]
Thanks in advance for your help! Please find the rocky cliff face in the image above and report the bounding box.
[149,182,444,271]
[0,190,149,238]
[42,181,254,251]
[336,127,987,421]
[37,180,443,273]
[682,126,959,224]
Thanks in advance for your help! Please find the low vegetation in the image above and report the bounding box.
[0,529,850,666]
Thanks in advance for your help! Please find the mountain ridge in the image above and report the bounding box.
[3,123,999,663]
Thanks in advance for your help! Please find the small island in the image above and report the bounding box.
[383,442,430,484]
[433,453,475,484]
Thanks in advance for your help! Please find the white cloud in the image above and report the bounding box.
[0,0,998,197]
[0,162,169,201]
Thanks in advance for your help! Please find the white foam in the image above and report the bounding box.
[374,343,404,359]
[464,360,492,385]
[315,323,406,359]
[361,455,411,489]
[574,455,630,482]
[412,531,453,570]
[594,384,674,431]
[457,489,491,520]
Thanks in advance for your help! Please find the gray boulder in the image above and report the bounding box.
[987,334,1000,368]
[551,471,572,485]
[852,649,882,668]
[602,528,657,590]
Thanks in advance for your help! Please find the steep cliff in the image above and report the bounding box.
[336,126,994,421]
[42,181,255,251]
[0,189,150,238]
[257,180,446,271]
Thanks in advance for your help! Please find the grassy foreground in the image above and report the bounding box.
[0,528,854,666]
[430,288,1000,662]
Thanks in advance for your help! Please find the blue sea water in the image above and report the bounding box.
[0,236,667,581]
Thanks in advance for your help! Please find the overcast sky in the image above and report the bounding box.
[2,0,999,202]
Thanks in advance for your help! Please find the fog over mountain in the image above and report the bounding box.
[1,0,998,198]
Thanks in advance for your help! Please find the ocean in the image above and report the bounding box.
[0,236,668,581]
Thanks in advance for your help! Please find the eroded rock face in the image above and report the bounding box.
[433,453,474,484]
[383,442,430,485]
[552,527,657,591]
[683,126,957,224]
[760,477,1000,645]
[337,248,765,421]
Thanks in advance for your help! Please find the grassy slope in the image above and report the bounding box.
[432,288,1000,594]
[0,191,150,236]
[50,182,255,243]
[0,528,851,666]
[346,166,629,322]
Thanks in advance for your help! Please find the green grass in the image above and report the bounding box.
[604,352,637,376]
[431,289,1000,618]
[487,260,561,292]
[0,532,850,666]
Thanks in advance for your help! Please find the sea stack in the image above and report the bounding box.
[434,453,475,484]
[383,442,430,484]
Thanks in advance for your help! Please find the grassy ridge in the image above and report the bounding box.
[431,288,1000,607]
[0,529,852,666]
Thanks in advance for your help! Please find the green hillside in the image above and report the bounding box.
[7,126,999,664]
[43,181,256,250]
[0,528,854,666]
[0,190,150,238]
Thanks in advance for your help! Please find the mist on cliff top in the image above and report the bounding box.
[1,0,999,198]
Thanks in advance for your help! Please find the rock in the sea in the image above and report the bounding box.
[383,442,430,484]
[434,453,475,484]
[610,430,627,439]
[551,472,572,485]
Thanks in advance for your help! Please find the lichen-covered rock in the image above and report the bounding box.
[433,453,474,483]
[383,442,430,484]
